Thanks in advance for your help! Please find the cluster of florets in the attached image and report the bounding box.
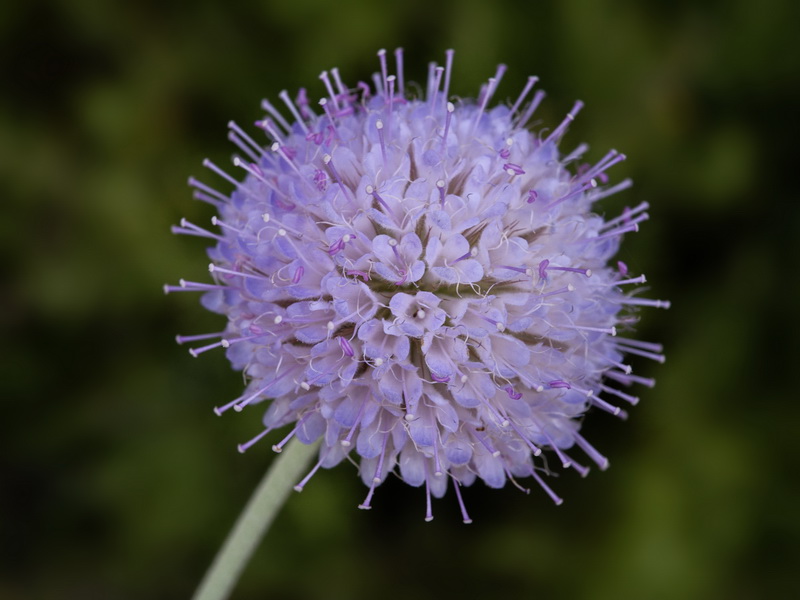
[166,49,668,522]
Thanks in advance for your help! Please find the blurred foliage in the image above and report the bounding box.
[2,0,799,598]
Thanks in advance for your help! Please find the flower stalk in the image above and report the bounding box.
[192,438,320,600]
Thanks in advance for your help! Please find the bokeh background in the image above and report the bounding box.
[3,0,799,598]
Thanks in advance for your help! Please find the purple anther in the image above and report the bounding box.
[597,172,609,184]
[292,266,304,284]
[503,162,525,175]
[548,380,571,390]
[527,189,538,203]
[306,131,324,145]
[281,145,297,160]
[296,88,310,118]
[324,125,336,146]
[249,162,264,176]
[335,106,355,117]
[313,169,328,191]
[538,259,550,279]
[617,261,629,276]
[346,269,370,281]
[339,336,354,357]
[505,386,522,400]
[328,238,345,255]
[499,148,511,159]
[431,373,451,383]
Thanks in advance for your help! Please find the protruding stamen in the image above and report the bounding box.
[261,98,292,134]
[375,120,387,166]
[436,179,446,206]
[510,75,539,116]
[517,89,546,128]
[278,90,310,134]
[572,432,609,470]
[424,475,434,522]
[377,48,389,98]
[543,100,584,145]
[319,70,340,111]
[323,154,355,204]
[237,427,273,453]
[530,469,564,505]
[175,332,224,345]
[472,77,497,132]
[441,101,455,153]
[606,371,656,388]
[294,459,324,492]
[602,201,650,231]
[187,177,225,208]
[618,297,671,310]
[429,66,444,113]
[600,384,639,406]
[562,324,617,336]
[451,477,472,524]
[442,49,454,110]
[594,222,640,241]
[394,47,405,95]
[188,339,228,357]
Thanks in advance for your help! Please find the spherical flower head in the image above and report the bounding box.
[167,49,668,522]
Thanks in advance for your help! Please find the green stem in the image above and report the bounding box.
[192,438,321,600]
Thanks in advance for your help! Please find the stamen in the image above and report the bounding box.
[437,179,446,206]
[394,47,405,95]
[237,426,273,453]
[615,337,664,353]
[441,102,455,153]
[294,459,324,492]
[188,339,228,357]
[562,324,617,336]
[377,48,389,98]
[599,384,639,405]
[530,469,564,505]
[517,89,546,128]
[442,49,455,110]
[424,472,434,522]
[451,477,472,524]
[510,75,539,116]
[606,370,656,388]
[366,185,395,218]
[572,432,609,470]
[260,98,292,134]
[593,222,639,241]
[543,100,584,146]
[171,219,224,241]
[227,121,267,158]
[318,71,340,111]
[278,90,310,134]
[228,133,260,163]
[175,332,224,345]
[375,120,387,166]
[472,77,497,132]
[618,297,671,310]
[323,154,355,204]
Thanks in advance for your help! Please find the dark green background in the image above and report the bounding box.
[3,0,798,598]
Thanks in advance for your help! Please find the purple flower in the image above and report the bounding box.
[166,49,668,522]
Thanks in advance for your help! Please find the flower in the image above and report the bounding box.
[166,48,668,522]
